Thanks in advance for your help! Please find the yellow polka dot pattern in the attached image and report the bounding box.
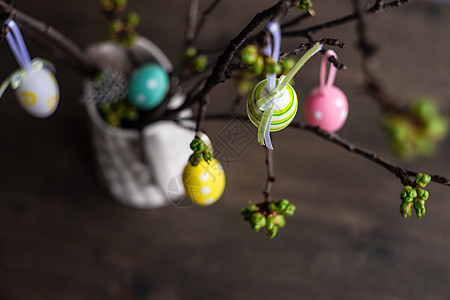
[182,158,226,206]
[47,95,59,111]
[15,68,59,118]
[20,91,37,107]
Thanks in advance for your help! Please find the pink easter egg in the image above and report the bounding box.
[304,49,348,132]
[304,86,348,132]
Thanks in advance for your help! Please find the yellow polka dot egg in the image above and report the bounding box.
[15,68,59,118]
[182,158,226,206]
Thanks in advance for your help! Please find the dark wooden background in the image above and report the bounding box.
[0,1,449,299]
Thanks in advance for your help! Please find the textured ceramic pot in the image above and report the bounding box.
[86,37,194,209]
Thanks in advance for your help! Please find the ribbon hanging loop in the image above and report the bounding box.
[4,20,32,72]
[320,50,338,88]
[255,40,323,149]
[264,22,281,93]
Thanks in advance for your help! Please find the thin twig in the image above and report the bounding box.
[264,148,276,202]
[290,122,450,187]
[353,0,408,115]
[191,0,222,44]
[198,113,450,187]
[279,39,347,70]
[165,0,297,127]
[0,0,12,41]
[168,1,414,123]
[283,0,414,38]
[185,0,199,43]
[280,11,313,29]
[0,0,99,76]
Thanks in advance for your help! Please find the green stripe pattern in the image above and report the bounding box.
[246,79,298,132]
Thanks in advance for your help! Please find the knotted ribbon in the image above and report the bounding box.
[256,21,323,149]
[0,20,55,99]
[0,58,55,98]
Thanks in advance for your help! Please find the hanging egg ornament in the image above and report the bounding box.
[183,158,226,206]
[127,63,169,110]
[15,68,60,118]
[304,50,348,132]
[247,78,298,132]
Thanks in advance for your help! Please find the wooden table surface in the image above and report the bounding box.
[0,1,449,299]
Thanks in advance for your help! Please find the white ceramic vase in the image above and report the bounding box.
[86,37,194,209]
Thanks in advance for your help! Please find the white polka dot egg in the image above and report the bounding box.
[182,158,226,206]
[15,68,59,118]
[127,63,169,110]
[304,85,348,132]
[247,78,298,132]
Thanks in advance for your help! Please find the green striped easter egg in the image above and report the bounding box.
[246,79,298,132]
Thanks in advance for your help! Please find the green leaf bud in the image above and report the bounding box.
[266,215,276,231]
[416,188,429,201]
[109,20,123,34]
[113,0,127,10]
[101,0,114,11]
[414,200,426,218]
[425,117,449,140]
[273,214,286,228]
[411,98,438,122]
[415,173,431,188]
[193,55,208,72]
[190,139,205,152]
[400,186,417,201]
[248,203,259,213]
[264,57,280,74]
[274,63,282,74]
[415,136,435,158]
[202,151,212,164]
[189,152,202,166]
[297,0,313,10]
[277,198,290,212]
[249,56,264,75]
[402,196,414,203]
[241,45,259,65]
[400,202,413,218]
[238,80,254,95]
[267,226,279,239]
[125,12,140,28]
[268,202,277,213]
[251,212,266,231]
[280,58,296,73]
[240,207,250,216]
[282,204,296,216]
[121,32,137,48]
[186,46,197,58]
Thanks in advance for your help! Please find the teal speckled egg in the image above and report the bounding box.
[127,64,169,110]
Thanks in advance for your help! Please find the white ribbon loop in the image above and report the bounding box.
[254,42,323,149]
[5,20,32,72]
[0,58,53,99]
[264,21,281,93]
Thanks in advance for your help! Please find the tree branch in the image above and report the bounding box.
[185,0,200,44]
[264,148,276,202]
[352,0,408,115]
[290,121,450,187]
[279,39,347,70]
[190,0,222,44]
[165,0,298,130]
[199,113,450,188]
[283,0,414,38]
[0,0,99,77]
[280,10,313,30]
